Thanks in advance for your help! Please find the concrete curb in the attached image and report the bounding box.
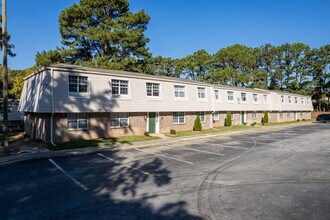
[0,122,314,167]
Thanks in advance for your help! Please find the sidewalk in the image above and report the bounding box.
[0,122,314,167]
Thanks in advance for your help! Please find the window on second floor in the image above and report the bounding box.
[253,94,258,102]
[241,93,247,102]
[295,97,298,104]
[301,97,304,104]
[146,83,160,97]
[69,75,88,93]
[174,85,185,98]
[227,91,234,101]
[198,87,206,99]
[111,79,129,96]
[288,96,292,104]
[281,96,284,103]
[214,90,220,100]
[263,94,268,103]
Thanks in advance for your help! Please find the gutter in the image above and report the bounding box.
[50,68,56,146]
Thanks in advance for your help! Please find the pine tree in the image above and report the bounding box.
[263,112,269,124]
[225,112,232,126]
[193,115,202,131]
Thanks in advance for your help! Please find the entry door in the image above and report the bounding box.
[241,111,246,124]
[148,112,156,133]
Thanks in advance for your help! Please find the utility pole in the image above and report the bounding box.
[2,0,9,156]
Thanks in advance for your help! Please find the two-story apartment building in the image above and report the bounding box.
[18,64,313,143]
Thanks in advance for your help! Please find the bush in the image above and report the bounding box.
[302,119,306,121]
[170,129,176,135]
[225,112,232,126]
[144,131,150,136]
[193,115,202,131]
[251,122,257,126]
[243,122,247,126]
[263,112,269,124]
[297,119,300,122]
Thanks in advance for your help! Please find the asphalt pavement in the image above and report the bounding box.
[0,123,329,219]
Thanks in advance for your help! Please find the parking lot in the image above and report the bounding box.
[1,123,330,219]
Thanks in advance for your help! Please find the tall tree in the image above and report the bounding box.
[59,0,151,72]
[146,56,181,77]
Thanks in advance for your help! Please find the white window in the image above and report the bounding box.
[213,111,219,121]
[111,79,129,96]
[295,97,298,104]
[253,94,258,102]
[197,112,205,122]
[290,113,294,118]
[174,85,185,98]
[146,83,160,97]
[288,96,292,104]
[281,96,284,103]
[69,75,88,93]
[198,87,206,99]
[173,112,185,124]
[214,90,220,100]
[227,91,234,101]
[252,112,258,119]
[279,112,284,118]
[68,113,88,130]
[241,93,247,102]
[306,98,309,105]
[263,94,268,103]
[300,112,303,117]
[110,113,129,127]
[301,98,304,104]
[287,112,291,118]
[230,112,235,120]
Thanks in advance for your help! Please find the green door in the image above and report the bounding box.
[148,112,156,133]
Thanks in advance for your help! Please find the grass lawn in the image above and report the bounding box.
[166,120,313,138]
[167,125,254,137]
[49,135,160,151]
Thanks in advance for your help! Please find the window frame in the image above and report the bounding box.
[281,95,285,103]
[68,75,90,98]
[196,111,206,122]
[110,112,129,128]
[288,96,292,104]
[173,112,185,124]
[252,112,258,119]
[294,97,298,104]
[227,91,234,102]
[111,79,130,98]
[241,92,247,102]
[213,111,219,121]
[214,89,220,101]
[146,82,160,98]
[67,113,89,130]
[263,94,268,103]
[174,85,186,99]
[253,93,258,103]
[197,87,206,99]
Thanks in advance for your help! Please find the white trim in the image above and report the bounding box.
[173,84,188,101]
[145,82,162,101]
[110,77,131,100]
[110,112,130,128]
[196,111,206,123]
[68,74,91,98]
[173,112,185,124]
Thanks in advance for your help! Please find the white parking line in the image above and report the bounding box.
[133,147,194,165]
[48,159,89,191]
[173,146,224,156]
[97,153,150,175]
[202,142,249,150]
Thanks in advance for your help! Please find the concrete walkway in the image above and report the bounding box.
[0,122,314,167]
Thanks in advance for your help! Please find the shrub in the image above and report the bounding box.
[193,115,202,131]
[170,129,176,135]
[302,119,306,121]
[263,112,269,124]
[251,122,257,126]
[144,131,150,136]
[243,122,247,126]
[225,112,232,126]
[297,119,300,122]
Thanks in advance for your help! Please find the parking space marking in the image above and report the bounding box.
[173,146,224,156]
[133,147,194,165]
[202,142,249,150]
[48,159,89,191]
[97,153,150,175]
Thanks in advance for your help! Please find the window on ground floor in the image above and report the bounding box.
[68,113,88,130]
[110,112,129,127]
[252,112,258,119]
[213,111,219,121]
[173,112,185,124]
[230,112,235,120]
[279,112,284,118]
[196,112,206,122]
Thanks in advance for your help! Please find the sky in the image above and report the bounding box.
[5,0,330,70]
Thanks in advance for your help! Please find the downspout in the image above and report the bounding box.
[210,86,215,129]
[50,68,56,146]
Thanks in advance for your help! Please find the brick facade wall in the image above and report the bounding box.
[159,111,212,133]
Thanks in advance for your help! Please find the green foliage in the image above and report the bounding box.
[225,112,232,126]
[35,48,66,67]
[0,17,15,57]
[170,129,176,135]
[57,0,151,72]
[251,122,257,126]
[193,115,202,131]
[144,131,150,136]
[263,112,269,124]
